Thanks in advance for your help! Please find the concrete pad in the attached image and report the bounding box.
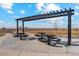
[68,46,79,54]
[0,49,21,56]
[0,33,79,56]
[19,51,49,56]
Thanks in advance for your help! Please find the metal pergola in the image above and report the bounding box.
[16,8,74,46]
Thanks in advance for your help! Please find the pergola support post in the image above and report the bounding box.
[68,14,72,46]
[16,20,19,36]
[22,21,24,36]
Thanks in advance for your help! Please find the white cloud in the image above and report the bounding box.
[0,3,13,14]
[7,10,13,14]
[45,4,61,12]
[75,12,79,16]
[36,3,45,12]
[0,20,4,24]
[0,3,13,10]
[75,6,79,9]
[20,10,25,14]
[36,3,61,13]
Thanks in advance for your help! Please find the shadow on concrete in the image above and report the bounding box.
[71,44,79,46]
[72,41,79,43]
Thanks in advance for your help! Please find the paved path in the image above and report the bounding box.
[0,33,13,45]
[0,33,79,56]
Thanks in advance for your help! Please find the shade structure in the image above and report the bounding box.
[16,8,74,46]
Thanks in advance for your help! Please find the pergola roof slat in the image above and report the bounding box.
[17,13,74,21]
[16,8,74,21]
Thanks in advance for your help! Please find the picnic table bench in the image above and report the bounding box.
[35,32,67,47]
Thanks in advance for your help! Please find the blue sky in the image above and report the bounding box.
[0,3,79,28]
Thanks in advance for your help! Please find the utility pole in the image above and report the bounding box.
[54,20,57,36]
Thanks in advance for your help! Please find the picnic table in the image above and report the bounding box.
[35,32,48,42]
[37,32,46,39]
[46,34,67,47]
[35,32,67,47]
[18,33,28,40]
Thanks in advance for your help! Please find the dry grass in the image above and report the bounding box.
[0,29,9,37]
[0,33,5,37]
[0,29,79,38]
[24,29,79,38]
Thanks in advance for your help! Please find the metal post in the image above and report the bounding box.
[16,20,19,36]
[22,21,24,36]
[68,14,71,46]
[48,36,51,45]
